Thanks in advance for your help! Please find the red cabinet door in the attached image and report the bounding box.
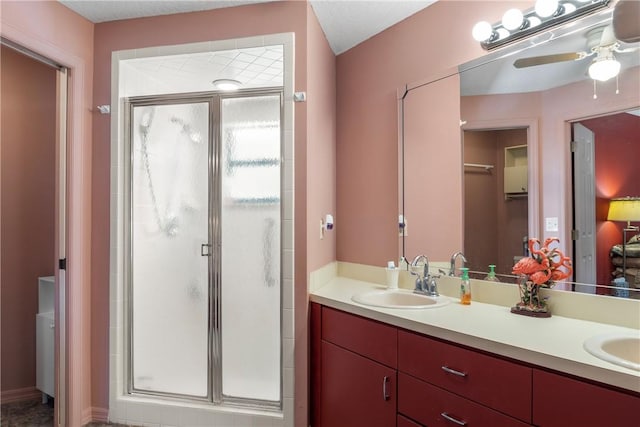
[320,341,396,427]
[533,369,640,426]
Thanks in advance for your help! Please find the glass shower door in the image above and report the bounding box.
[129,101,211,398]
[220,94,282,404]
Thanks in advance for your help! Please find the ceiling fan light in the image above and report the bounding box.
[588,57,621,82]
[535,0,559,18]
[212,78,242,91]
[502,8,524,31]
[472,21,494,42]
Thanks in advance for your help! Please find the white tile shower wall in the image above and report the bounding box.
[110,33,295,427]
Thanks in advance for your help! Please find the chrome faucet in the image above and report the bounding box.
[410,254,429,293]
[449,251,467,276]
[410,255,439,296]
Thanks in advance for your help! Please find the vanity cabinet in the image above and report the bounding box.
[313,305,397,427]
[311,304,640,427]
[533,369,640,426]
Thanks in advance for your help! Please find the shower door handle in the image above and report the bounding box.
[201,243,212,257]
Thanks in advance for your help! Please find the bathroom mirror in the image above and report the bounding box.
[400,8,640,295]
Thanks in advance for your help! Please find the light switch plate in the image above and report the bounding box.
[545,217,559,232]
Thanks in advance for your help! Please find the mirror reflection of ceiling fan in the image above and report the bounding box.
[514,0,640,82]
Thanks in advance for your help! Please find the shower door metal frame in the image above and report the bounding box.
[123,88,284,410]
[216,90,284,411]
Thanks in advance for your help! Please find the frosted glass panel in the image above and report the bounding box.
[131,102,209,397]
[221,96,281,402]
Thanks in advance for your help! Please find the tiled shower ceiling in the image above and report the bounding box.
[126,45,283,95]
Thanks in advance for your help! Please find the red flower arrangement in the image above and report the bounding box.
[513,238,573,286]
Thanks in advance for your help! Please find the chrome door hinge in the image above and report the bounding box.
[571,229,579,240]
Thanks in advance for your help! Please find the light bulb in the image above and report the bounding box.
[535,0,559,18]
[588,56,621,82]
[528,16,542,28]
[502,8,524,31]
[472,21,494,42]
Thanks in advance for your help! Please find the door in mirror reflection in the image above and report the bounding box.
[572,110,640,294]
[463,128,528,276]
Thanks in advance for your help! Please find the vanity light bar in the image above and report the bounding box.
[476,0,610,51]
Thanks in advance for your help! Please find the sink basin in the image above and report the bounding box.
[351,289,450,309]
[583,333,640,371]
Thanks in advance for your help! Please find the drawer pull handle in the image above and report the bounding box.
[441,412,467,426]
[441,365,467,377]
[382,376,390,401]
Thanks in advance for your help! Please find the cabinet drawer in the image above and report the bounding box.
[398,330,532,422]
[322,307,397,367]
[398,414,422,427]
[533,369,640,426]
[399,373,531,427]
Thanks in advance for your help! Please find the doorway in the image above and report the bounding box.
[463,128,529,276]
[571,110,640,295]
[0,41,68,425]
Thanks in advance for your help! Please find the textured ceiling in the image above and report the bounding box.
[122,46,284,96]
[57,0,437,55]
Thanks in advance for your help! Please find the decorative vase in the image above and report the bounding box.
[510,275,552,318]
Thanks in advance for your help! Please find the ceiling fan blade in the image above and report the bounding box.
[600,24,617,47]
[614,0,640,43]
[513,52,584,68]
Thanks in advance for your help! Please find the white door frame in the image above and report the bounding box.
[0,25,92,427]
[571,122,596,292]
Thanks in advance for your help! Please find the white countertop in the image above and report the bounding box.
[310,276,640,393]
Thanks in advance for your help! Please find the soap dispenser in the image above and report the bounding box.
[460,267,471,305]
[484,264,500,282]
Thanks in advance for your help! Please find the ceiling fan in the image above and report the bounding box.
[513,0,640,82]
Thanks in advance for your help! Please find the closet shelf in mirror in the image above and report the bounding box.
[505,193,528,201]
[464,163,494,171]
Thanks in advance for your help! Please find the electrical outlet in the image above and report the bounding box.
[545,217,559,232]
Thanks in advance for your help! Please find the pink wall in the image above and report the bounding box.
[1,46,56,399]
[403,74,462,261]
[1,2,94,425]
[336,0,533,266]
[92,3,336,425]
[306,6,337,273]
[580,112,640,286]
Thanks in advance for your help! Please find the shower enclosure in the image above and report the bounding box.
[125,89,282,408]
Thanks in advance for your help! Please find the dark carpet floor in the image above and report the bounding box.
[0,399,139,427]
